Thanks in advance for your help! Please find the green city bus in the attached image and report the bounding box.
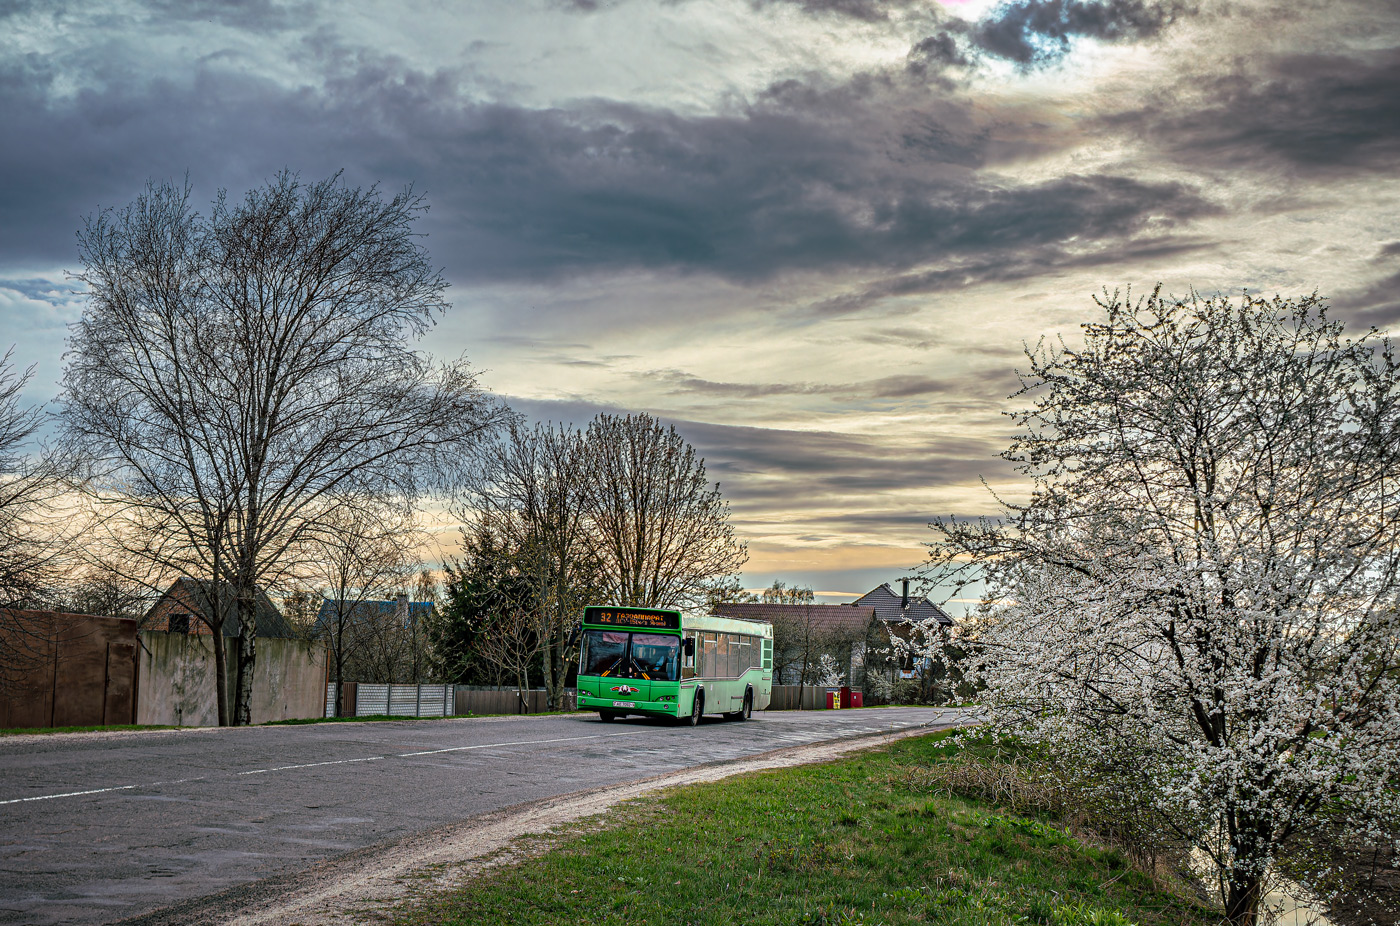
[574,605,773,724]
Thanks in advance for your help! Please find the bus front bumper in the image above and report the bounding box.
[577,693,680,717]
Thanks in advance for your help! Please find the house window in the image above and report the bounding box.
[168,613,191,634]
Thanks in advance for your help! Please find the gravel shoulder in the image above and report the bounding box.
[115,723,953,926]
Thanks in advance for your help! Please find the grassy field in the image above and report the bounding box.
[396,733,1217,926]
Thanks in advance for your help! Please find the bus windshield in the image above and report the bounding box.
[580,630,681,682]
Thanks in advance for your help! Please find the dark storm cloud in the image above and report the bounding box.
[679,419,1009,504]
[782,511,938,532]
[967,0,1185,65]
[1112,48,1400,176]
[749,0,927,22]
[554,0,929,21]
[1345,273,1400,328]
[498,396,1010,508]
[0,35,1213,283]
[1330,244,1400,329]
[806,234,1214,317]
[0,0,314,31]
[139,0,316,30]
[904,0,1187,72]
[634,369,958,399]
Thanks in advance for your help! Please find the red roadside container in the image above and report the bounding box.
[826,689,841,709]
[850,692,863,708]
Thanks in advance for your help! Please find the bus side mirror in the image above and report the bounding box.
[683,638,695,657]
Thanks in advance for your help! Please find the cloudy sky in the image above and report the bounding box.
[2,0,1398,605]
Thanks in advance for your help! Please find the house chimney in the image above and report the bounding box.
[396,593,410,627]
[901,578,909,610]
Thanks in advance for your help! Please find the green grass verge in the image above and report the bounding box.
[395,733,1215,926]
[0,724,179,736]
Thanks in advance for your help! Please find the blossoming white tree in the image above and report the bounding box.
[922,288,1400,926]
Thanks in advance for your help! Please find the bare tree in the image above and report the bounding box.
[475,604,546,712]
[61,173,506,725]
[0,348,78,698]
[300,496,421,709]
[0,349,67,609]
[462,421,599,710]
[580,413,747,612]
[49,560,154,621]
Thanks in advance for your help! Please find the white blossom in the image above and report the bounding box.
[920,288,1400,926]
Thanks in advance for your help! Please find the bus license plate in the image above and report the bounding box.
[612,700,636,708]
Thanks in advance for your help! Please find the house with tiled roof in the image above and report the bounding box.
[712,598,891,691]
[313,594,434,635]
[851,580,953,628]
[852,580,954,683]
[712,580,956,697]
[143,577,296,639]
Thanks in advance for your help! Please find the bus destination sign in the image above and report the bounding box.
[584,607,681,630]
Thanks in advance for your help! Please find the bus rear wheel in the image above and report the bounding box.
[725,688,753,721]
[686,692,703,726]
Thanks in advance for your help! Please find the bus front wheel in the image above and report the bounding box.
[599,711,619,722]
[687,692,703,726]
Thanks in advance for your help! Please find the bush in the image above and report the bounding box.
[899,736,1198,895]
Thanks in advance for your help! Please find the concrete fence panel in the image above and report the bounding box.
[137,632,328,726]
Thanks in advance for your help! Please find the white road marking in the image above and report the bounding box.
[0,784,141,805]
[2,714,964,807]
[3,731,653,805]
[0,774,213,805]
[397,730,649,757]
[238,756,386,775]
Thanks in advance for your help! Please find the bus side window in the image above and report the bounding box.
[683,634,696,678]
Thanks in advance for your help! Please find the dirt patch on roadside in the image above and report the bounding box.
[117,723,950,926]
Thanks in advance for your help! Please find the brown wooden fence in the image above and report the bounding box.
[0,610,139,729]
[455,687,576,715]
[767,685,830,711]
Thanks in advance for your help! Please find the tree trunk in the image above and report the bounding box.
[210,555,229,726]
[1224,870,1263,926]
[211,620,229,727]
[543,626,569,711]
[332,628,346,718]
[541,638,557,711]
[233,588,258,726]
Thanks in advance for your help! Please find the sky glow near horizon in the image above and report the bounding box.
[2,0,1398,606]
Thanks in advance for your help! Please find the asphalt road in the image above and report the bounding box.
[0,706,971,925]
